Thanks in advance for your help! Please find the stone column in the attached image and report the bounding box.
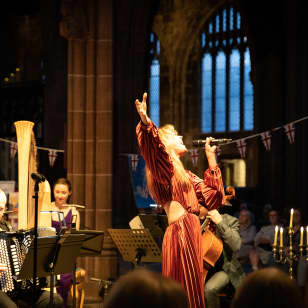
[62,0,116,299]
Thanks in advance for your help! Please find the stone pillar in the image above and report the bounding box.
[62,0,116,299]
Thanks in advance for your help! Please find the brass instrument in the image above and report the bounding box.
[14,121,52,229]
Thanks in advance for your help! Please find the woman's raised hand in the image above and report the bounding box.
[135,92,150,125]
[205,137,218,169]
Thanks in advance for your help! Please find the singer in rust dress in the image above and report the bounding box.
[135,93,225,308]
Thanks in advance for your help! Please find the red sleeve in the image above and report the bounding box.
[188,166,225,210]
[136,120,174,184]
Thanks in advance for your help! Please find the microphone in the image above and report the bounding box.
[192,139,232,147]
[31,173,46,183]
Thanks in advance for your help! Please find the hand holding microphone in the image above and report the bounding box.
[192,138,232,147]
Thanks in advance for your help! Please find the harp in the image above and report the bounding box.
[14,120,52,230]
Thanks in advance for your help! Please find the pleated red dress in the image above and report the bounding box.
[136,120,225,308]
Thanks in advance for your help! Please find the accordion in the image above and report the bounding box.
[0,231,32,295]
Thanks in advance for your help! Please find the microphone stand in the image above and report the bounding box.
[32,180,40,308]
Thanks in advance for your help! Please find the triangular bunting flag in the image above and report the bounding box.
[260,131,272,151]
[236,139,247,158]
[129,154,139,172]
[188,149,199,167]
[284,123,295,144]
[48,150,58,167]
[215,145,222,157]
[10,142,18,160]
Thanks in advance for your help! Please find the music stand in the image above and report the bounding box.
[108,228,161,267]
[71,229,104,257]
[18,233,86,308]
[138,214,168,248]
[69,230,104,307]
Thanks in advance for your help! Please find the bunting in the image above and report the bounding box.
[215,145,222,157]
[129,154,139,172]
[260,131,272,151]
[48,150,58,167]
[0,115,307,167]
[284,123,295,144]
[188,149,199,167]
[236,139,247,158]
[10,142,18,160]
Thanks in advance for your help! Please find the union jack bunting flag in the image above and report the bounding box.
[260,131,272,151]
[236,139,247,158]
[284,123,295,144]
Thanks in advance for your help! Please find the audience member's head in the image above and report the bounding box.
[103,268,189,308]
[293,208,302,226]
[238,209,252,227]
[231,268,304,308]
[268,210,279,226]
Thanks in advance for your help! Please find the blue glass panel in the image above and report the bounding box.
[223,9,227,32]
[157,40,160,55]
[237,12,241,29]
[229,50,240,131]
[202,33,206,47]
[216,15,220,32]
[202,54,212,132]
[215,52,226,132]
[244,50,254,130]
[230,7,233,30]
[149,59,160,127]
[209,23,213,34]
[150,33,154,43]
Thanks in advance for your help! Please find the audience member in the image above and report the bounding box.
[249,210,280,271]
[231,267,304,308]
[103,268,189,308]
[256,203,272,228]
[235,209,256,272]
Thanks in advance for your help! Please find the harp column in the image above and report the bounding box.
[63,0,115,289]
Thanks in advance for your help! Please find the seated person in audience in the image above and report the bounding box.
[103,268,189,308]
[256,203,272,229]
[249,210,280,271]
[0,189,63,308]
[231,268,304,308]
[235,209,256,271]
[199,206,244,308]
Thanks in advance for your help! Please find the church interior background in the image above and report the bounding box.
[0,0,307,303]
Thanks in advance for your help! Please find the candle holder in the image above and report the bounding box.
[272,226,308,279]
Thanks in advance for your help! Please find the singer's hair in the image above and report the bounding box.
[146,124,192,201]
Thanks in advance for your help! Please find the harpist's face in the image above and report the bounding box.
[54,184,71,207]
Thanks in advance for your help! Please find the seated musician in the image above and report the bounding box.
[51,178,86,308]
[0,188,63,308]
[200,187,245,308]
